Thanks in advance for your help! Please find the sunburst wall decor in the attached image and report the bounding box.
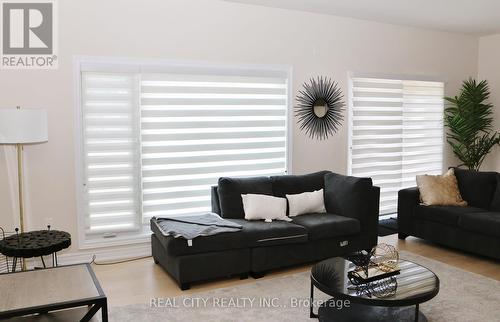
[295,76,345,140]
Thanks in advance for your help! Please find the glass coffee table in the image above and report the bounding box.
[310,257,439,322]
[0,263,107,321]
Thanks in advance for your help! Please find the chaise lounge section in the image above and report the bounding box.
[152,171,380,290]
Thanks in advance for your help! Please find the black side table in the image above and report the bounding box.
[0,229,71,272]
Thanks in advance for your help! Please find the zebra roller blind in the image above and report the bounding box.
[79,61,290,239]
[81,72,142,234]
[140,73,288,220]
[349,77,444,215]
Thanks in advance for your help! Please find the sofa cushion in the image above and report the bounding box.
[458,212,500,238]
[242,194,290,222]
[490,174,500,211]
[454,168,498,209]
[287,189,326,217]
[291,213,360,240]
[414,205,485,226]
[231,219,308,247]
[416,169,467,206]
[217,176,273,219]
[151,218,307,256]
[270,171,331,197]
[324,173,373,220]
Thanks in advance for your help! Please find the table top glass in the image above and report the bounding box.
[311,257,439,305]
[0,264,103,313]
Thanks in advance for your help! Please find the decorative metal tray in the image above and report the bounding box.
[348,262,400,285]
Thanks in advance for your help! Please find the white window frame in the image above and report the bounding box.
[74,56,293,249]
[347,72,446,216]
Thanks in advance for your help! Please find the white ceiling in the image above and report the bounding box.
[223,0,500,36]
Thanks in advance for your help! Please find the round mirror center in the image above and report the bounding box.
[313,99,328,118]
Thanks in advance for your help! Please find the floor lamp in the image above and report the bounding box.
[0,107,48,234]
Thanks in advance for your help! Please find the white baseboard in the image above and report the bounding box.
[7,242,152,271]
[57,241,151,265]
[379,213,397,220]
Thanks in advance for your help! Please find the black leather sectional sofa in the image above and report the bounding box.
[398,168,500,259]
[151,171,380,290]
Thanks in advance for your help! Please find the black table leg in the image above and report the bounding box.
[101,299,108,322]
[41,256,46,268]
[414,304,419,322]
[80,304,100,322]
[310,280,317,318]
[12,257,17,272]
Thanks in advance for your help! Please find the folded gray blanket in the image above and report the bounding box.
[153,213,242,245]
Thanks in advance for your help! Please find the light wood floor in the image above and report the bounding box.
[93,234,500,307]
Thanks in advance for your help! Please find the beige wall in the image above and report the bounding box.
[0,0,478,255]
[478,33,500,172]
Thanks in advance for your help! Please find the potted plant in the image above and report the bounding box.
[444,78,500,170]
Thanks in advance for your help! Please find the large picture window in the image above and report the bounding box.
[349,76,444,215]
[76,59,291,245]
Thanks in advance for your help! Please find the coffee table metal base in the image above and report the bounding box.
[316,300,427,322]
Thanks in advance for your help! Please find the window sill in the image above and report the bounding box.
[79,231,151,250]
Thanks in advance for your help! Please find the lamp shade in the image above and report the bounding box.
[0,108,48,144]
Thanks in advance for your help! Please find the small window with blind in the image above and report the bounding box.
[76,58,290,245]
[348,76,444,216]
[80,73,142,237]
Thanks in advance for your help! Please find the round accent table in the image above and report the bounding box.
[0,229,71,272]
[310,257,439,322]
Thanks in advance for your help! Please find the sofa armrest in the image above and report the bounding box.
[211,186,221,215]
[324,173,379,244]
[397,187,420,235]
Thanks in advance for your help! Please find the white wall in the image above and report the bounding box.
[478,33,500,172]
[0,0,478,256]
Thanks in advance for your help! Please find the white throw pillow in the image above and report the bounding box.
[241,194,291,222]
[286,189,326,217]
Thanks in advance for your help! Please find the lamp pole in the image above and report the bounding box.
[15,106,25,233]
[17,144,25,233]
[16,106,26,270]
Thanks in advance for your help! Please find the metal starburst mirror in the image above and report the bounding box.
[295,76,345,140]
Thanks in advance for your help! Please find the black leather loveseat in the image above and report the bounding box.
[398,168,500,259]
[151,171,380,290]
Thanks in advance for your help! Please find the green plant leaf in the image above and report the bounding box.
[444,78,500,170]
